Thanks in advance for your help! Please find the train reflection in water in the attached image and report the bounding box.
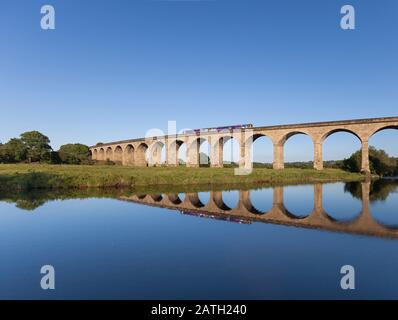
[180,210,251,224]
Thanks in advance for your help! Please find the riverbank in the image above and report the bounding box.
[0,164,365,191]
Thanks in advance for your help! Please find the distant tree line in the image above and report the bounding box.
[0,131,92,165]
[252,147,398,177]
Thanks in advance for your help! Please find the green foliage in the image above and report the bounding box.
[285,161,313,169]
[0,138,27,163]
[343,147,397,176]
[20,131,52,163]
[345,179,398,202]
[50,151,62,164]
[58,143,91,164]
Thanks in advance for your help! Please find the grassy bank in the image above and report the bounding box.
[0,164,364,191]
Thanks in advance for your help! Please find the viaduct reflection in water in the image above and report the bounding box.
[120,182,398,239]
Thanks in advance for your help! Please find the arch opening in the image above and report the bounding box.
[213,191,239,211]
[249,134,274,168]
[149,141,166,167]
[247,188,274,214]
[136,143,149,167]
[283,185,313,218]
[198,192,211,207]
[283,132,313,168]
[323,182,362,222]
[169,140,187,166]
[219,136,240,168]
[167,193,185,205]
[105,147,113,162]
[114,146,123,164]
[188,138,211,167]
[323,131,361,170]
[150,194,163,202]
[368,127,398,177]
[367,179,398,228]
[124,144,135,166]
[98,148,105,161]
[187,193,205,208]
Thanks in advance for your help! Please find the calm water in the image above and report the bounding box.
[0,179,398,300]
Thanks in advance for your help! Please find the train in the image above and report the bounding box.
[182,124,253,135]
[180,210,251,224]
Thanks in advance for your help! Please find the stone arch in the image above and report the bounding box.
[282,131,314,167]
[322,130,362,168]
[187,137,210,167]
[321,128,362,143]
[280,131,312,145]
[150,194,163,202]
[186,193,205,208]
[105,147,113,161]
[240,191,263,215]
[369,125,398,138]
[214,135,241,168]
[213,192,232,211]
[149,141,165,167]
[124,144,135,166]
[113,146,123,164]
[168,140,186,166]
[98,148,105,161]
[282,185,314,219]
[242,188,274,215]
[167,193,184,205]
[136,143,149,167]
[368,126,398,174]
[92,149,98,160]
[245,133,274,167]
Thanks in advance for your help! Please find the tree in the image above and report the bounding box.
[0,143,5,163]
[50,151,62,164]
[58,143,91,164]
[20,131,52,163]
[0,138,27,163]
[343,147,397,176]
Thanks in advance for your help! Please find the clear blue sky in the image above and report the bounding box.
[1,0,397,161]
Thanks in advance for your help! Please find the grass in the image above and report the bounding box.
[0,163,365,191]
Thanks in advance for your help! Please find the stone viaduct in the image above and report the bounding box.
[120,182,398,239]
[90,116,398,173]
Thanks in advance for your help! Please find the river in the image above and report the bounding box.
[0,179,398,299]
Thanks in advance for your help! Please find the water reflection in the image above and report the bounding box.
[1,179,398,238]
[323,183,362,222]
[283,185,314,218]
